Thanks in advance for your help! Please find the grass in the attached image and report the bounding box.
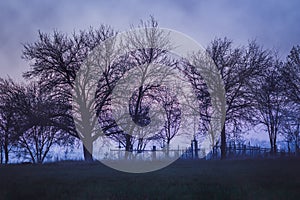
[0,158,300,200]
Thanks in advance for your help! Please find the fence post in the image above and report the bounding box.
[233,142,236,158]
[243,145,246,156]
[152,146,156,160]
[193,139,198,159]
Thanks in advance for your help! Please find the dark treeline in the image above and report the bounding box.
[0,17,299,164]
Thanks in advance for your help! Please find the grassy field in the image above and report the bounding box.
[0,158,300,200]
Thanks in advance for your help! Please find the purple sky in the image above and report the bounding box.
[1,0,298,149]
[0,0,299,81]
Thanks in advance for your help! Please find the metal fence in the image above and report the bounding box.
[107,142,300,161]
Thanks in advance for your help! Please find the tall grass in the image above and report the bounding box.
[0,158,300,199]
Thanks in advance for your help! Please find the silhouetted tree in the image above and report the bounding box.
[282,109,300,154]
[22,26,115,161]
[251,59,285,154]
[283,46,300,105]
[206,38,271,159]
[0,78,24,164]
[180,54,215,149]
[97,17,178,156]
[154,87,181,145]
[281,46,300,154]
[15,83,73,163]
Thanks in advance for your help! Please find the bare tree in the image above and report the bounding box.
[96,17,179,156]
[282,109,300,154]
[282,46,300,104]
[206,38,271,159]
[154,87,181,145]
[15,83,73,163]
[0,78,24,164]
[251,59,285,154]
[120,17,176,151]
[22,26,116,161]
[281,46,300,154]
[180,56,214,146]
[18,126,69,163]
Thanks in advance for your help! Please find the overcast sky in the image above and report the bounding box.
[0,0,300,80]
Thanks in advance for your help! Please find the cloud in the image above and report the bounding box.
[0,0,299,80]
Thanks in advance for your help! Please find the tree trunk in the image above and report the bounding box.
[82,139,93,162]
[125,134,132,159]
[166,142,170,158]
[296,142,299,156]
[4,134,9,164]
[125,134,131,151]
[220,125,226,160]
[269,138,273,154]
[269,138,277,155]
